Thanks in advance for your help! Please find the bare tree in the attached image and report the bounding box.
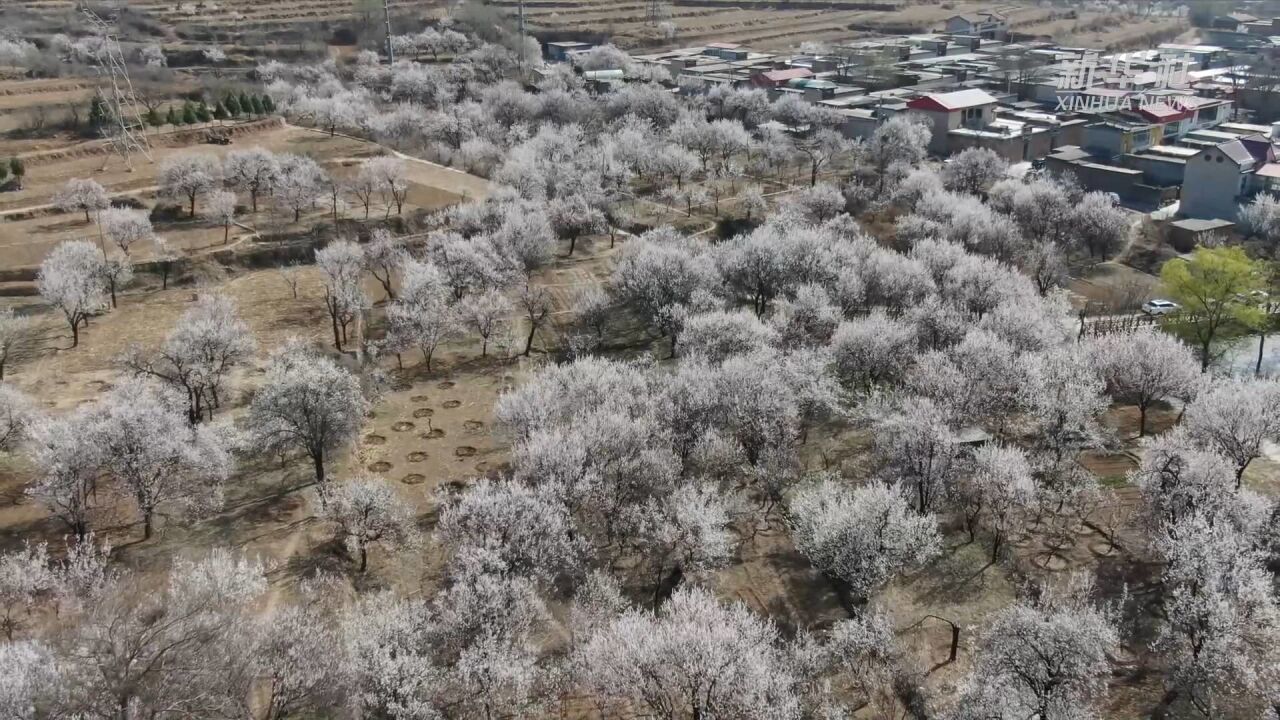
[518,282,551,356]
[316,241,368,352]
[358,157,409,217]
[204,190,237,244]
[364,229,406,301]
[0,309,29,380]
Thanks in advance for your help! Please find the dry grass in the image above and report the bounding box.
[0,122,488,270]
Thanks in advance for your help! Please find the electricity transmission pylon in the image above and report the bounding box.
[82,8,152,171]
[646,0,666,24]
[383,0,395,62]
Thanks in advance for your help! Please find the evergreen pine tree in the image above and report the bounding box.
[182,101,197,125]
[88,95,111,133]
[250,95,265,116]
[239,91,252,116]
[225,94,241,116]
[196,100,212,122]
[9,157,23,178]
[145,106,162,126]
[261,94,276,113]
[165,105,179,126]
[213,102,227,120]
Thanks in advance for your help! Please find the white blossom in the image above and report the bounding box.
[37,240,106,347]
[92,379,231,538]
[52,178,109,222]
[789,477,941,601]
[1184,376,1280,487]
[248,346,367,484]
[320,474,421,571]
[576,585,802,720]
[99,207,153,257]
[159,154,220,217]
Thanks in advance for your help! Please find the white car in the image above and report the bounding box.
[1141,299,1180,316]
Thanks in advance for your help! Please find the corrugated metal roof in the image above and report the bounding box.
[1218,139,1255,166]
[760,68,813,82]
[907,88,996,111]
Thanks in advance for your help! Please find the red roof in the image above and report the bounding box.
[760,68,813,83]
[906,89,997,112]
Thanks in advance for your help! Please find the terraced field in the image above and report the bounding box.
[6,0,1186,54]
[497,0,1182,52]
[499,0,1033,50]
[12,0,449,45]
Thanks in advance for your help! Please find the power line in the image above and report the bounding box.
[81,8,152,171]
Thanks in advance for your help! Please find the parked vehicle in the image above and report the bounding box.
[1141,299,1180,316]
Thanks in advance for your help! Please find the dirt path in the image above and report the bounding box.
[284,122,493,201]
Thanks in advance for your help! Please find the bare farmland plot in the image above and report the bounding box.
[0,121,487,270]
[504,0,1184,52]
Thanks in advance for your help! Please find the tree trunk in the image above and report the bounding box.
[109,280,118,309]
[223,222,230,244]
[143,510,153,540]
[1139,404,1148,437]
[1257,332,1266,376]
[524,323,537,356]
[568,234,577,256]
[251,189,259,213]
[312,449,326,485]
[481,336,488,357]
[359,546,368,572]
[70,318,80,347]
[189,195,197,218]
[330,306,342,351]
[84,208,91,223]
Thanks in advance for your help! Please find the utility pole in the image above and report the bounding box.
[518,0,527,73]
[383,0,394,63]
